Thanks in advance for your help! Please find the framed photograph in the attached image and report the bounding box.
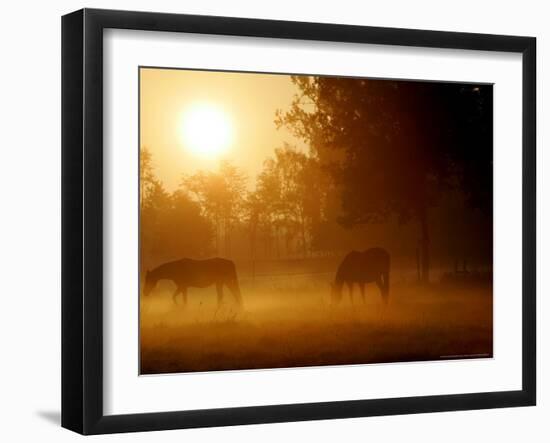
[62,8,536,435]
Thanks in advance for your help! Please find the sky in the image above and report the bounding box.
[140,67,307,191]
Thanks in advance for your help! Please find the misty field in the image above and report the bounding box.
[139,70,494,374]
[140,271,492,374]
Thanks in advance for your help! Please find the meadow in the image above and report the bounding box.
[140,269,493,374]
[138,70,493,375]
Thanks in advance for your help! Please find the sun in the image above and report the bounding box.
[180,103,233,157]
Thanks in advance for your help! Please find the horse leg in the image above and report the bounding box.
[227,279,243,307]
[376,277,388,305]
[180,287,187,306]
[216,283,224,307]
[347,282,354,305]
[172,288,180,305]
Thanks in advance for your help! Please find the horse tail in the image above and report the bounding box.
[231,279,243,306]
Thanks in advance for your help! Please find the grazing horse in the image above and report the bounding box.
[143,258,243,307]
[331,248,390,305]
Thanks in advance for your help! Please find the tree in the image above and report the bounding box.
[278,77,492,282]
[160,190,213,258]
[254,159,284,258]
[243,190,263,262]
[251,144,330,258]
[262,145,308,256]
[140,147,157,210]
[140,148,214,270]
[182,161,247,256]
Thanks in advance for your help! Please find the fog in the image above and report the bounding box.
[139,71,493,374]
[140,260,492,374]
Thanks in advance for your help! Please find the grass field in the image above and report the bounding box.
[140,275,492,374]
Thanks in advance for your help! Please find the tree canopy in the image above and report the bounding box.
[277,76,493,281]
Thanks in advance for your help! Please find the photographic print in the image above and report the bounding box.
[139,67,493,375]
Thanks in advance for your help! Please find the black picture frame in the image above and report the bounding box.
[62,8,536,435]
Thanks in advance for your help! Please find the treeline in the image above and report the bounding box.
[141,77,494,281]
[140,144,336,270]
[276,76,493,282]
[140,144,491,276]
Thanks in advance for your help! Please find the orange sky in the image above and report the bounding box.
[139,67,307,190]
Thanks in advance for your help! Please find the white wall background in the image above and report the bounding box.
[0,1,546,441]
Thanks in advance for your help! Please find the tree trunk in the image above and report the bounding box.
[224,218,232,257]
[215,214,221,255]
[300,214,307,258]
[275,225,280,259]
[419,207,430,284]
[250,225,257,261]
[250,225,256,285]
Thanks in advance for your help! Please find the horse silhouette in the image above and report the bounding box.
[143,258,243,307]
[331,248,390,305]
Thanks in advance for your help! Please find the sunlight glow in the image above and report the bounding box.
[180,103,233,157]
